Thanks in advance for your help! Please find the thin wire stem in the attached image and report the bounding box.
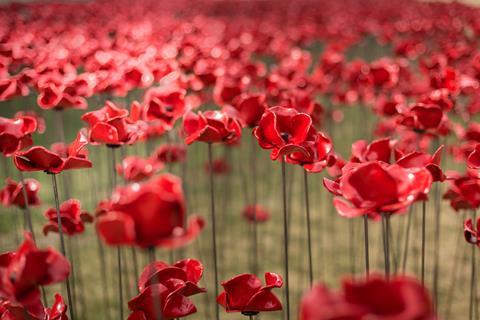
[303,170,313,286]
[281,159,290,320]
[421,200,426,286]
[363,215,370,278]
[51,173,75,320]
[207,143,220,320]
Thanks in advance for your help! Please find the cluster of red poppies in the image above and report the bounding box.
[2,0,480,318]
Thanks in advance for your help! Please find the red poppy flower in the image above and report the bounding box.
[397,103,449,135]
[351,138,395,164]
[242,205,270,223]
[144,86,186,128]
[153,144,187,164]
[323,161,432,218]
[14,111,46,134]
[183,110,242,145]
[204,158,231,175]
[0,178,41,209]
[0,233,70,319]
[464,217,480,246]
[43,199,93,236]
[300,275,435,320]
[13,131,92,174]
[1,293,68,320]
[223,93,267,128]
[217,272,283,314]
[81,101,144,146]
[0,77,29,102]
[128,259,206,320]
[96,174,204,248]
[443,171,480,211]
[0,115,38,156]
[117,156,163,182]
[396,146,445,182]
[467,144,480,169]
[254,106,315,161]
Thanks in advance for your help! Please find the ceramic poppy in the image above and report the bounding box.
[13,131,92,174]
[43,199,93,236]
[217,272,283,314]
[0,178,41,209]
[96,174,204,248]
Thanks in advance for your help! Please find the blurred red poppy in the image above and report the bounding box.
[443,171,480,211]
[43,199,93,236]
[153,144,187,164]
[144,86,186,128]
[13,131,92,174]
[0,115,38,156]
[242,204,270,223]
[128,259,206,319]
[300,275,435,320]
[96,174,204,248]
[204,158,230,175]
[0,178,41,209]
[1,293,68,320]
[0,233,70,319]
[117,156,163,182]
[464,217,480,246]
[224,93,266,128]
[183,110,242,145]
[217,272,283,314]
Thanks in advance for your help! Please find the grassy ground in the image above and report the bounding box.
[0,39,477,320]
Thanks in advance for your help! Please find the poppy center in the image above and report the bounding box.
[280,132,291,142]
[165,105,173,112]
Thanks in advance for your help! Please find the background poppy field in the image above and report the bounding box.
[1,0,480,319]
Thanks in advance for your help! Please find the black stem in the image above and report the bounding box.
[51,174,75,320]
[421,200,426,286]
[109,147,123,320]
[207,143,220,320]
[444,213,466,319]
[250,135,258,276]
[363,215,370,278]
[18,171,36,242]
[303,170,313,285]
[469,210,477,320]
[433,183,441,312]
[381,213,390,280]
[402,206,413,273]
[148,248,163,320]
[281,159,290,320]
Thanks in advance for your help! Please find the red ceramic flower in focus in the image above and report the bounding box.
[13,131,92,174]
[128,259,206,320]
[117,156,163,182]
[254,106,315,161]
[464,217,480,246]
[96,174,204,248]
[217,272,283,314]
[0,178,40,209]
[0,115,38,156]
[242,204,270,223]
[300,275,435,320]
[183,110,242,145]
[0,233,70,319]
[323,161,432,218]
[81,101,144,146]
[43,199,93,236]
[152,144,187,164]
[144,86,186,128]
[204,158,231,175]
